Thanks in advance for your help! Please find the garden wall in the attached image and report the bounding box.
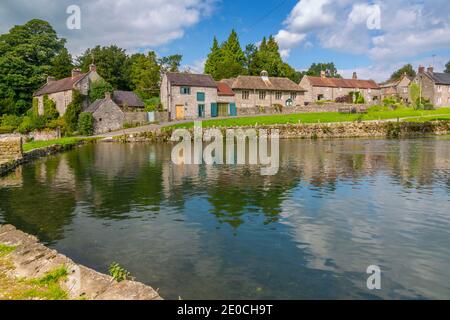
[236,103,367,116]
[124,112,148,125]
[0,135,23,164]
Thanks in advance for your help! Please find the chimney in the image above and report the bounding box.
[418,65,425,74]
[320,70,326,78]
[260,70,269,81]
[104,92,112,100]
[427,66,434,74]
[89,64,97,72]
[47,76,56,83]
[72,68,82,78]
[352,72,358,80]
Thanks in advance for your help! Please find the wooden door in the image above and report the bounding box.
[175,105,184,120]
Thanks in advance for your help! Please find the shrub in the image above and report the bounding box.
[1,114,22,129]
[349,91,365,104]
[43,95,59,122]
[0,125,15,134]
[64,91,84,133]
[78,112,94,136]
[108,262,131,282]
[89,79,114,102]
[47,118,68,136]
[144,97,161,112]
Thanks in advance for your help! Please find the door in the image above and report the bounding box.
[218,103,229,117]
[198,104,205,118]
[229,103,237,116]
[211,103,218,117]
[175,105,185,120]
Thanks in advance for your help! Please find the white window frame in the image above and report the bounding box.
[437,85,442,92]
[259,91,266,100]
[275,91,282,100]
[291,92,297,100]
[242,90,250,100]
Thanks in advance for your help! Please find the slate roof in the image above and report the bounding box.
[427,72,450,85]
[84,99,105,113]
[305,76,380,89]
[216,82,235,96]
[34,73,87,96]
[226,76,305,92]
[113,90,145,108]
[166,72,217,88]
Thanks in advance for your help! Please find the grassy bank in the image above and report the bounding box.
[23,137,93,152]
[166,108,450,129]
[0,244,69,300]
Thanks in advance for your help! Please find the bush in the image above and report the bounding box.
[47,118,68,136]
[64,91,84,133]
[78,112,94,136]
[0,114,22,129]
[0,126,15,134]
[144,97,161,112]
[89,80,114,102]
[43,95,59,122]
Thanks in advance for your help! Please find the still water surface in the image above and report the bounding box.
[1,138,450,299]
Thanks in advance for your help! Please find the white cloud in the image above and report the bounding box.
[183,58,206,73]
[276,0,450,62]
[0,0,216,55]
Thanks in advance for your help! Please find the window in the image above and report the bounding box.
[437,97,442,104]
[448,97,450,103]
[368,89,371,93]
[448,86,450,93]
[180,87,191,95]
[242,90,250,100]
[403,87,408,93]
[259,91,266,100]
[437,85,442,92]
[291,92,297,100]
[197,92,205,101]
[339,88,343,92]
[275,91,282,100]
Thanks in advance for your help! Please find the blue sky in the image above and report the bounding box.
[1,0,449,81]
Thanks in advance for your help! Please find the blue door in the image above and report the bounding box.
[211,103,218,117]
[230,103,237,116]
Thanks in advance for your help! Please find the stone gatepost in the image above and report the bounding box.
[0,135,23,164]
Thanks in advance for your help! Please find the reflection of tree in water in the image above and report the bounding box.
[0,157,77,245]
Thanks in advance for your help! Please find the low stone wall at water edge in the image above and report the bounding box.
[122,120,450,143]
[0,225,162,300]
[236,103,368,116]
[0,135,23,164]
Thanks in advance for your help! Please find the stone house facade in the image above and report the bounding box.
[379,73,412,102]
[160,73,220,120]
[221,71,305,113]
[33,65,102,116]
[300,71,381,104]
[413,66,450,108]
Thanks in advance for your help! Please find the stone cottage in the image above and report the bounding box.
[160,72,220,120]
[379,73,412,102]
[300,71,381,104]
[33,64,102,116]
[85,92,125,134]
[413,66,450,108]
[220,71,306,115]
[85,91,147,134]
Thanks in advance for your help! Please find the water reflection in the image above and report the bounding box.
[0,138,449,299]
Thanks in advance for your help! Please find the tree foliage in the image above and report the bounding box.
[129,52,161,99]
[64,91,83,133]
[445,61,450,73]
[89,79,114,102]
[50,48,73,79]
[389,64,416,81]
[78,112,94,136]
[0,19,66,115]
[158,54,182,73]
[298,63,341,81]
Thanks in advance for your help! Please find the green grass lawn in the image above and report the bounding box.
[166,108,450,129]
[23,137,87,152]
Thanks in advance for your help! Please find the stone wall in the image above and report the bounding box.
[29,129,61,141]
[155,111,169,123]
[124,112,148,125]
[236,103,367,115]
[0,136,23,164]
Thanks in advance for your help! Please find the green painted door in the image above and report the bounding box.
[198,104,205,118]
[211,103,218,117]
[218,103,228,117]
[230,103,237,116]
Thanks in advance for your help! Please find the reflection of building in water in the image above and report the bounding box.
[0,167,23,188]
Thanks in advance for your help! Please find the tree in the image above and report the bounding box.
[445,61,450,73]
[216,30,246,79]
[64,91,83,133]
[78,112,94,136]
[159,55,182,73]
[77,45,130,90]
[129,52,161,99]
[43,95,59,121]
[409,82,421,109]
[389,64,416,81]
[204,37,222,79]
[0,19,66,115]
[89,79,114,102]
[50,48,73,79]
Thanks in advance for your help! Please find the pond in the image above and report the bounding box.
[1,138,450,299]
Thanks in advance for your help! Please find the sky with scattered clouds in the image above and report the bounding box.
[0,0,449,81]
